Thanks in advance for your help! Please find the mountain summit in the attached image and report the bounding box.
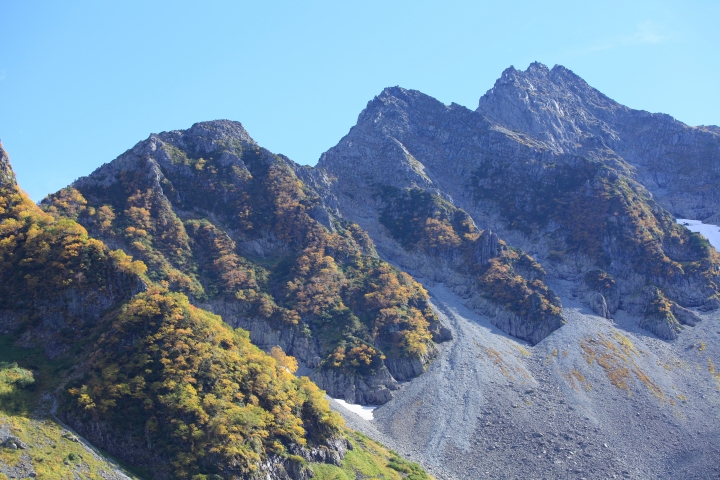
[312,65,720,342]
[478,62,720,221]
[302,64,720,477]
[2,63,719,479]
[477,62,630,153]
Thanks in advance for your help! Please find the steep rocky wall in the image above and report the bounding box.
[312,77,720,341]
[44,121,449,404]
[477,62,720,223]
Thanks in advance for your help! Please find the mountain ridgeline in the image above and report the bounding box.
[42,123,450,405]
[0,143,430,478]
[43,62,720,388]
[306,63,720,341]
[2,62,720,479]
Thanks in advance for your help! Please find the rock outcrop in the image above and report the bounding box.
[477,62,720,225]
[305,66,720,341]
[44,120,449,404]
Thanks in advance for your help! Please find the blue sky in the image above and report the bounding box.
[1,0,718,200]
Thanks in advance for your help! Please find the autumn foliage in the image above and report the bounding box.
[0,181,345,477]
[43,141,441,376]
[65,289,343,478]
[473,157,720,304]
[1,140,431,478]
[0,185,143,309]
[378,186,562,325]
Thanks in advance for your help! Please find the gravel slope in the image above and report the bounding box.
[332,280,720,479]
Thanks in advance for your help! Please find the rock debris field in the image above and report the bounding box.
[332,280,720,480]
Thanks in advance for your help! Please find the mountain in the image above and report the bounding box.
[0,144,431,479]
[299,64,720,478]
[309,76,719,342]
[478,62,720,223]
[5,61,720,479]
[42,121,451,406]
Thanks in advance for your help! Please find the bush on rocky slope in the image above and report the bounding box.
[0,160,430,478]
[0,335,141,479]
[0,185,144,311]
[473,155,720,313]
[311,430,431,480]
[63,289,344,478]
[43,126,445,379]
[378,186,562,335]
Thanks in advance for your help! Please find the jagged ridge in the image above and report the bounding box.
[1,148,422,479]
[310,71,720,341]
[43,122,450,404]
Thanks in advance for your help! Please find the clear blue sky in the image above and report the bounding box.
[1,0,718,200]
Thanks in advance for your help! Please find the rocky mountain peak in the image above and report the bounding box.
[477,63,720,224]
[316,84,476,183]
[477,62,629,153]
[315,86,450,188]
[187,119,255,141]
[0,141,17,187]
[486,62,610,107]
[71,120,258,193]
[155,119,257,156]
[350,86,448,137]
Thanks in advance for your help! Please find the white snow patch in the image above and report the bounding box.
[332,399,376,420]
[677,218,720,251]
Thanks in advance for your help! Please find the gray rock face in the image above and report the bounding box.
[8,275,144,359]
[384,355,429,382]
[477,62,631,155]
[587,292,611,319]
[310,367,399,405]
[305,65,720,341]
[0,435,28,450]
[307,87,567,345]
[475,230,499,265]
[204,299,402,404]
[477,62,720,224]
[215,292,411,404]
[671,302,702,327]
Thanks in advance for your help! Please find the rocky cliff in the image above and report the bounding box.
[1,147,431,479]
[300,68,720,479]
[43,121,449,404]
[307,68,720,341]
[13,62,720,479]
[477,62,720,224]
[303,88,566,344]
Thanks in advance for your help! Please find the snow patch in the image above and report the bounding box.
[333,399,376,420]
[677,218,720,251]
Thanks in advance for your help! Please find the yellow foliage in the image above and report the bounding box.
[270,346,298,373]
[581,334,664,400]
[67,290,343,477]
[0,185,142,305]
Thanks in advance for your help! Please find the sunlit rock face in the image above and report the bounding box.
[477,62,720,223]
[307,64,720,343]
